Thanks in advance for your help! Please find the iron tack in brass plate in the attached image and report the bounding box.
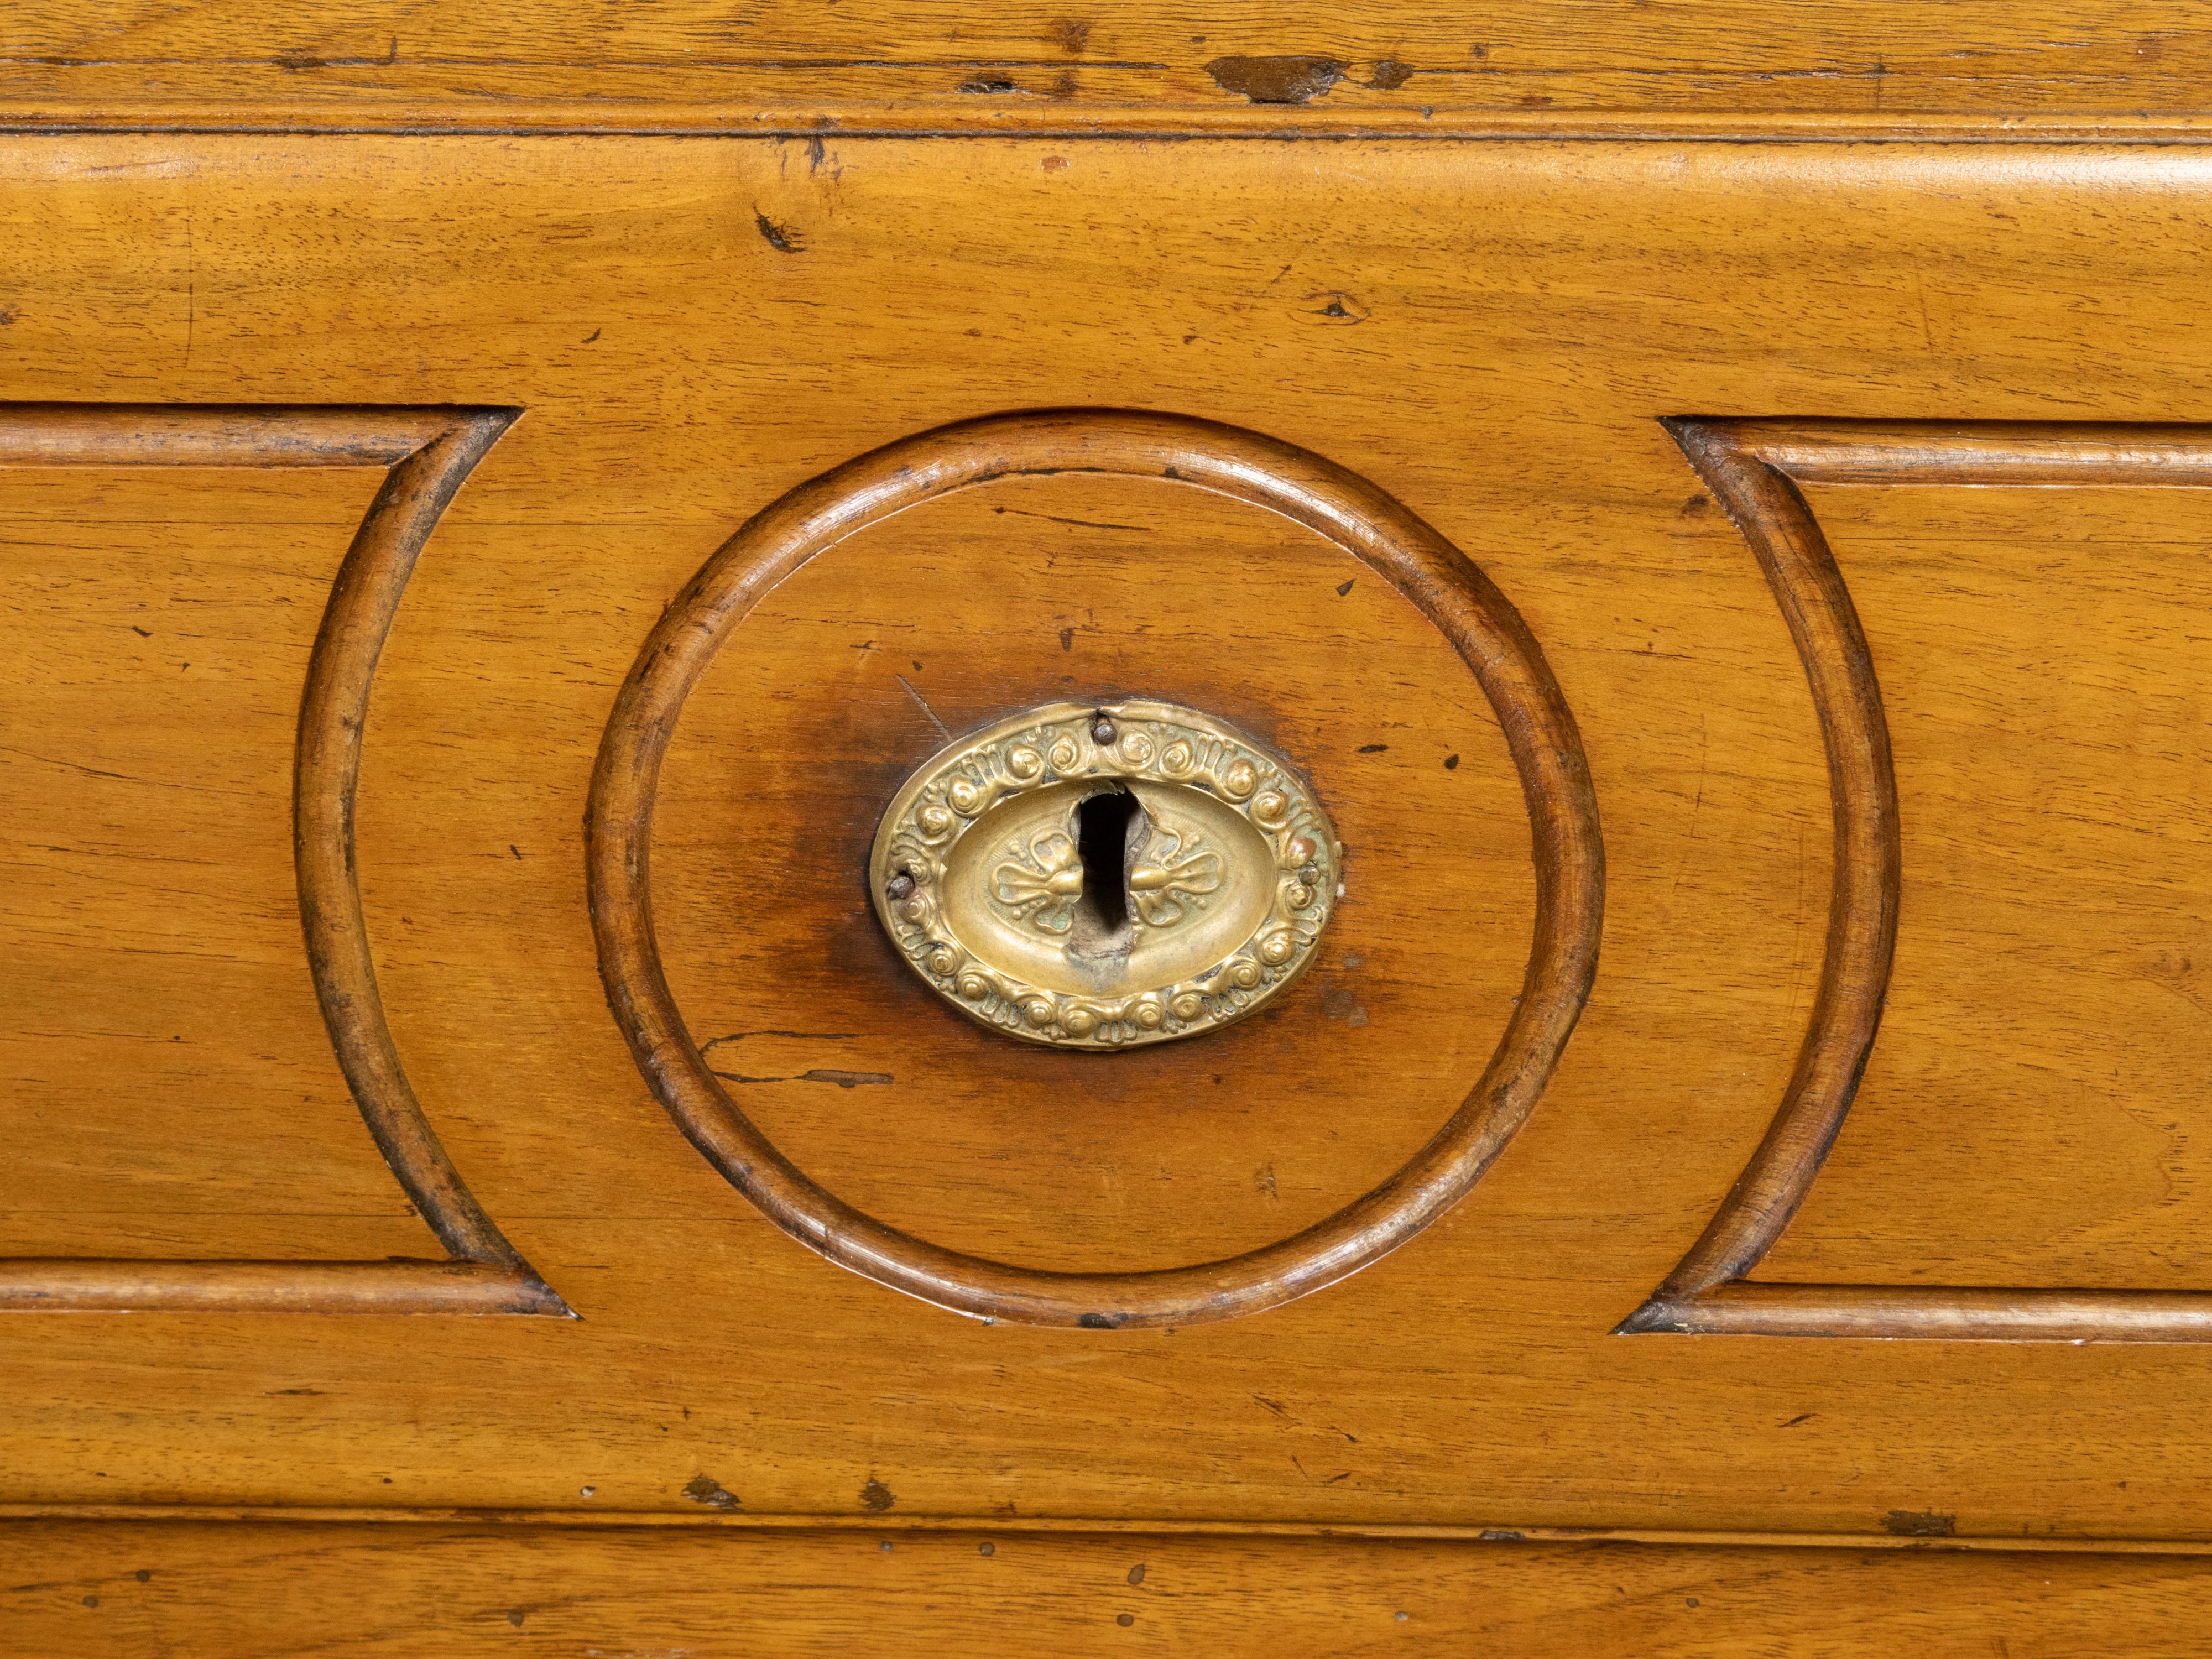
[869,699,1341,1050]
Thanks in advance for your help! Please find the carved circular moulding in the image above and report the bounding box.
[586,408,1604,1328]
[869,699,1341,1050]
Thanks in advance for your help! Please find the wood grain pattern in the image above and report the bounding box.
[0,404,562,1315]
[9,1521,2212,1657]
[8,1,2212,140]
[11,132,2212,1553]
[1628,420,2212,1342]
[588,409,1602,1327]
[17,7,2212,1639]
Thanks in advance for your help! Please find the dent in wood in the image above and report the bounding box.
[1202,56,1347,105]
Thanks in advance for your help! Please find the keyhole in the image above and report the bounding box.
[1068,787,1149,959]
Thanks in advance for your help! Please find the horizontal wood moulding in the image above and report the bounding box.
[11,1521,2212,1656]
[17,108,2212,143]
[8,0,2212,139]
[7,1507,2212,1553]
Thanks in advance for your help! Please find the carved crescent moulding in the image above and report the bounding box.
[0,404,566,1316]
[1627,418,2212,1344]
[586,408,1605,1328]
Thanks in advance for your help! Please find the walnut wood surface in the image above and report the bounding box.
[588,409,1601,1327]
[0,403,561,1314]
[7,1522,2212,1656]
[1627,421,2212,1341]
[7,2,2212,140]
[11,122,2212,1657]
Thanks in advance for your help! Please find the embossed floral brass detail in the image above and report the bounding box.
[990,828,1085,935]
[1125,817,1224,930]
[868,700,1342,1049]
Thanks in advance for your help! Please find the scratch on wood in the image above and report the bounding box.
[701,1031,861,1051]
[711,1068,893,1088]
[992,504,1153,532]
[895,673,951,742]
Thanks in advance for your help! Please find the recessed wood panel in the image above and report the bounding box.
[0,467,419,1259]
[1625,423,2212,1340]
[1766,483,2212,1290]
[0,404,560,1313]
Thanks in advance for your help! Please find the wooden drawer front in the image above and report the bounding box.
[5,133,2212,1568]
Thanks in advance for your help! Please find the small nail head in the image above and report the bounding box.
[886,872,916,901]
[1091,717,1117,744]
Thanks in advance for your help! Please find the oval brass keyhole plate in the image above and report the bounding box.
[870,700,1341,1049]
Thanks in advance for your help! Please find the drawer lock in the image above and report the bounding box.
[868,699,1340,1049]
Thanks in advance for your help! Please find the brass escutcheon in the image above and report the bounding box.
[869,700,1342,1049]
